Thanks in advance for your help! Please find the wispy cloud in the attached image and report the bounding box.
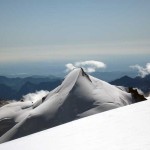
[130,63,150,78]
[23,90,49,102]
[65,63,76,72]
[65,60,106,73]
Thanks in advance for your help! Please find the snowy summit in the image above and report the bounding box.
[0,68,146,143]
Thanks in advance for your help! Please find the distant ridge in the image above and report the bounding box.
[110,74,150,94]
[0,76,62,100]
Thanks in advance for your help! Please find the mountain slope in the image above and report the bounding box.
[0,99,150,150]
[0,75,59,90]
[0,84,16,100]
[111,75,150,94]
[0,68,145,143]
[0,75,62,100]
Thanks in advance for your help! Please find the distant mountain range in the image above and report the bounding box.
[91,71,137,82]
[110,74,150,94]
[0,73,150,100]
[0,76,62,100]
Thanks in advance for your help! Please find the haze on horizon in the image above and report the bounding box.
[0,0,150,75]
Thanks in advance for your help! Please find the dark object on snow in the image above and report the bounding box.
[128,87,147,103]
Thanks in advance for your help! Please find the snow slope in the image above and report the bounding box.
[0,100,150,150]
[0,68,142,143]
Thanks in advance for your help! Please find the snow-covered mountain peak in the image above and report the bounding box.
[45,68,92,98]
[63,67,92,85]
[0,68,146,143]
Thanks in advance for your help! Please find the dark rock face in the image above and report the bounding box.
[128,87,147,103]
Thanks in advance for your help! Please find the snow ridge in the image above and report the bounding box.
[0,100,150,150]
[0,68,144,143]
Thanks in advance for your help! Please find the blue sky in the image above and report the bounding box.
[0,0,150,75]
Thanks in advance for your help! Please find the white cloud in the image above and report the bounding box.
[65,63,76,72]
[65,60,106,73]
[130,63,150,78]
[23,90,49,103]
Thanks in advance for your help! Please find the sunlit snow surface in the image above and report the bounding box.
[0,100,150,150]
[0,68,140,143]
